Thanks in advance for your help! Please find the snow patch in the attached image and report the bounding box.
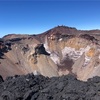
[62,47,83,60]
[33,70,40,75]
[99,54,100,59]
[50,52,60,64]
[62,46,91,66]
[44,37,51,53]
[59,38,62,41]
[83,56,91,66]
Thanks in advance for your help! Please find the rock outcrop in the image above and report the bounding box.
[0,73,100,100]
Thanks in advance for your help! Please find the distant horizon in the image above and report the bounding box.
[1,25,100,38]
[1,24,100,38]
[0,1,100,38]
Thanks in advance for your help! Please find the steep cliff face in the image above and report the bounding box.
[0,26,100,81]
[0,37,58,79]
[43,31,100,81]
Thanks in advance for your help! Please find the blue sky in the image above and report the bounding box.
[0,0,100,37]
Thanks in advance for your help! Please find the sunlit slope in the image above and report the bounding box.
[0,26,100,81]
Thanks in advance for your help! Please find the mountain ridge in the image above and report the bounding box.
[0,25,100,81]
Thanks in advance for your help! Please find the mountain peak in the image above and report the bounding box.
[54,25,77,30]
[43,25,77,36]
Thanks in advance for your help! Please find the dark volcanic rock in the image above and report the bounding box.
[0,75,4,84]
[0,40,11,58]
[34,44,50,55]
[80,34,98,44]
[0,74,100,100]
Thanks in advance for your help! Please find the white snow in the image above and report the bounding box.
[59,38,63,41]
[99,54,100,59]
[44,37,51,53]
[50,52,60,64]
[33,70,40,75]
[83,56,91,66]
[62,46,91,66]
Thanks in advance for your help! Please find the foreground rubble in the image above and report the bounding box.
[0,74,100,100]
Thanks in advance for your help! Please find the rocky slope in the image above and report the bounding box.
[0,74,100,100]
[0,26,100,81]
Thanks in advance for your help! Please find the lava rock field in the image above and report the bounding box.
[0,74,100,100]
